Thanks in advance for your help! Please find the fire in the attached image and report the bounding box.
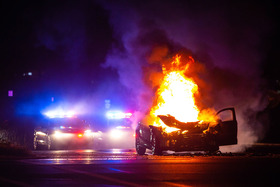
[149,55,216,133]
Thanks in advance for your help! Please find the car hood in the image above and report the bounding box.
[157,115,209,132]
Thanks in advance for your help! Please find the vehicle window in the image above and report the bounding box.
[217,110,233,122]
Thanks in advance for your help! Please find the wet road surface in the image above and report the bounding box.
[0,148,279,186]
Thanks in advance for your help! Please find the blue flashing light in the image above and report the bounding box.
[106,111,132,119]
[44,110,76,119]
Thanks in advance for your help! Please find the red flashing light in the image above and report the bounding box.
[77,133,83,138]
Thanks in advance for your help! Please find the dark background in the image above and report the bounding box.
[0,0,279,147]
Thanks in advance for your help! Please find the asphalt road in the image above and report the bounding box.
[0,149,279,186]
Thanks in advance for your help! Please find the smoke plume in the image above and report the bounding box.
[100,0,272,151]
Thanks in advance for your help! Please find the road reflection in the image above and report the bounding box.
[26,149,139,164]
[26,146,278,165]
[7,148,279,187]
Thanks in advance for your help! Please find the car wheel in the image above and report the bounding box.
[151,133,162,155]
[34,143,45,150]
[206,139,219,154]
[135,133,146,155]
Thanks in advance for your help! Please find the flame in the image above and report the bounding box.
[149,55,216,133]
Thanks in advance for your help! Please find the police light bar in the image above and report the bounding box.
[106,111,132,119]
[116,126,130,129]
[44,110,76,118]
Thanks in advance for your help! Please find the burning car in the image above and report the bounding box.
[135,54,239,155]
[34,111,94,150]
[135,107,237,155]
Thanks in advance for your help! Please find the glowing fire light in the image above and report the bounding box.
[149,55,216,133]
[153,71,199,122]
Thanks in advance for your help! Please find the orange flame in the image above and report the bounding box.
[149,55,217,133]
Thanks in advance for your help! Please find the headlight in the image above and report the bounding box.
[83,130,94,137]
[54,130,62,138]
[84,130,92,136]
[92,131,102,139]
[52,131,73,139]
[109,129,124,139]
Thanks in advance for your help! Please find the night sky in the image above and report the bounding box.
[1,0,279,141]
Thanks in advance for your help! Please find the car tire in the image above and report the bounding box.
[151,133,162,155]
[34,143,46,150]
[135,133,146,155]
[207,145,219,154]
[206,139,219,154]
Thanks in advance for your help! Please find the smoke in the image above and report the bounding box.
[100,0,272,151]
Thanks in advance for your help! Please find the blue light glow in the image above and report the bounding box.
[106,111,132,119]
[44,110,76,118]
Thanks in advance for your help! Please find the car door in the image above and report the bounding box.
[216,108,238,146]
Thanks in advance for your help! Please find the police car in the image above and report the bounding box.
[34,111,94,150]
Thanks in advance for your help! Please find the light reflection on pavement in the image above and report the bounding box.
[25,149,206,165]
[2,148,279,186]
[27,149,139,164]
[23,146,280,165]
